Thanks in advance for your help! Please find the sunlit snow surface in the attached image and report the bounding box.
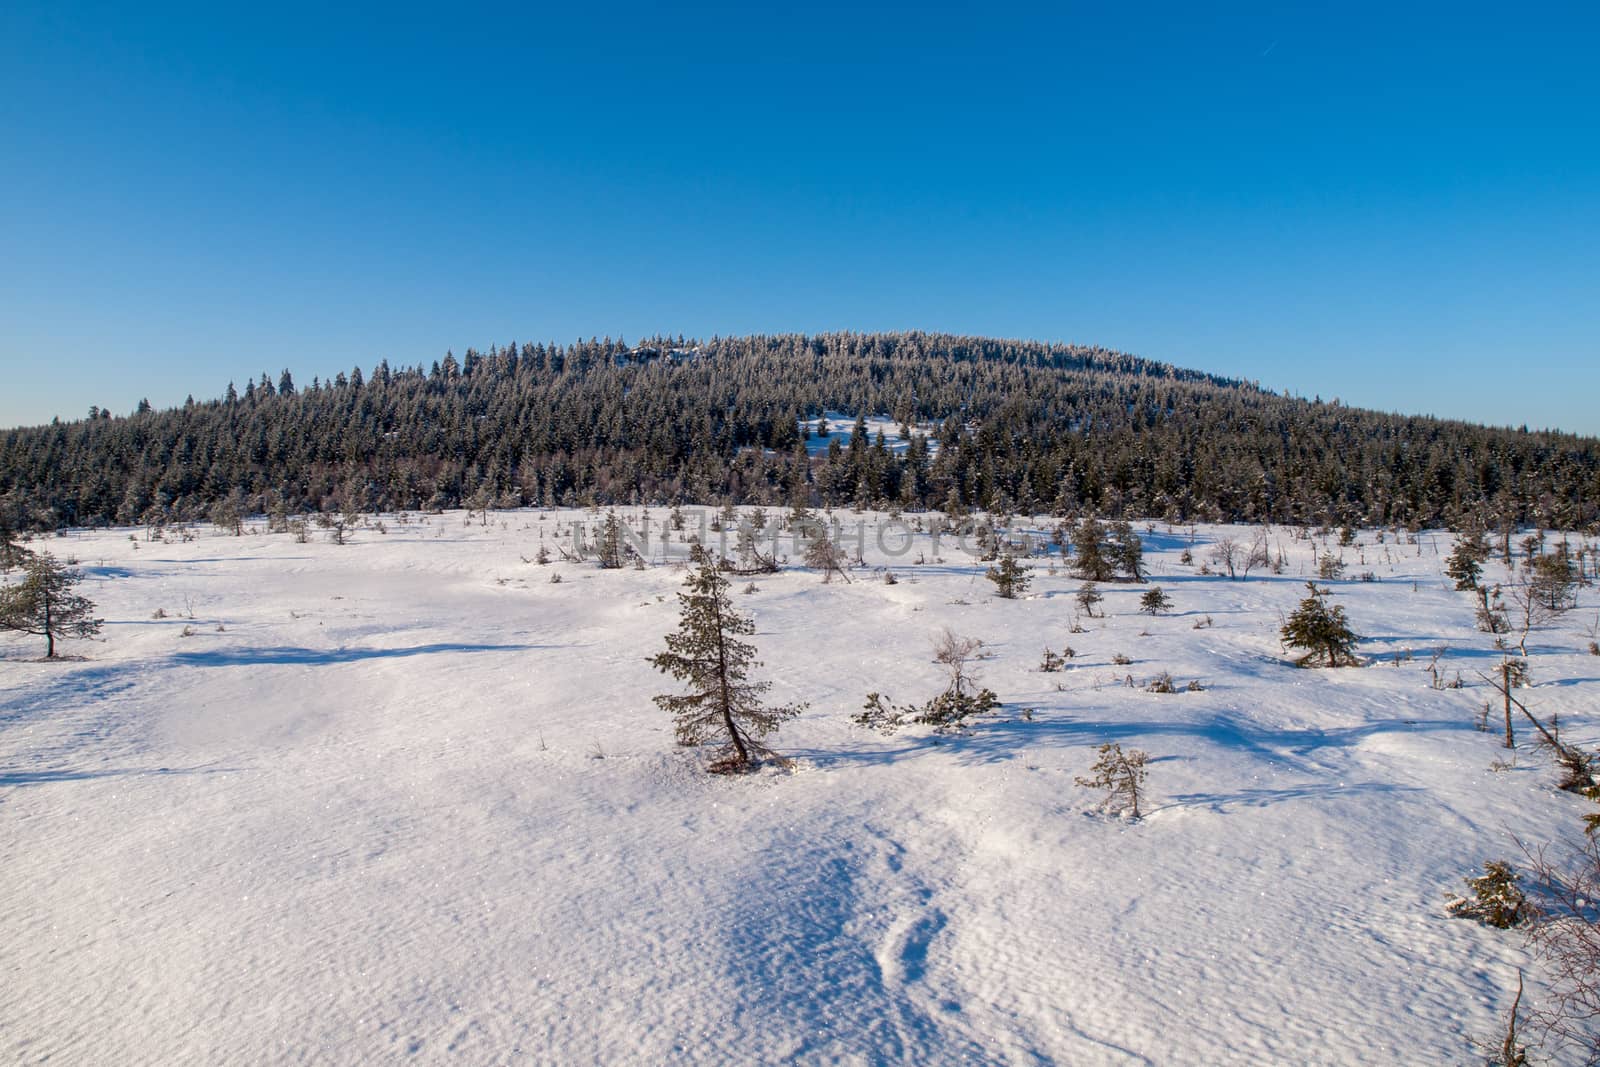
[3,509,1594,1064]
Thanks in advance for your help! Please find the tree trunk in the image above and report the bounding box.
[1502,661,1514,749]
[710,594,748,767]
[43,584,55,659]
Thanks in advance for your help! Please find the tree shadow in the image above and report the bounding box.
[0,765,239,787]
[148,556,315,564]
[797,712,1474,773]
[1157,781,1422,815]
[171,642,542,667]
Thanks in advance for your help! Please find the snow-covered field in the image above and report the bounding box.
[3,509,1596,1065]
[802,412,938,457]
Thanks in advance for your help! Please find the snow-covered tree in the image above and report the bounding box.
[855,628,999,734]
[1445,537,1485,591]
[1446,860,1526,929]
[651,544,804,773]
[0,553,103,658]
[1281,582,1360,667]
[1076,742,1150,819]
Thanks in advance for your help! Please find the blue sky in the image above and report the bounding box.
[2,3,1596,433]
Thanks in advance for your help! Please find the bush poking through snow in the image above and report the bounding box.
[1039,648,1066,673]
[855,629,999,734]
[1446,860,1527,928]
[1521,831,1600,1061]
[1076,743,1150,819]
[651,544,805,773]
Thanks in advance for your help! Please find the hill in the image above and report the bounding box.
[2,332,1596,531]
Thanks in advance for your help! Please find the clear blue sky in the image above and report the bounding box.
[2,3,1596,433]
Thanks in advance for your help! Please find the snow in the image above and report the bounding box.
[3,512,1596,1064]
[801,411,938,458]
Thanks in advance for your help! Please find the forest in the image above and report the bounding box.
[2,331,1596,531]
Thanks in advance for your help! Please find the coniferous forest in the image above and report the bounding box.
[2,331,1596,531]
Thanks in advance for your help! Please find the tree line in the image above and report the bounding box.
[2,331,1596,531]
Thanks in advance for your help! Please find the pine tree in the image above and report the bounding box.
[1075,742,1150,819]
[1075,580,1104,618]
[1109,520,1145,582]
[1281,582,1361,667]
[1446,860,1527,928]
[1139,586,1172,615]
[0,553,104,658]
[1528,548,1578,613]
[651,545,805,773]
[597,510,627,569]
[1445,539,1484,591]
[803,528,851,583]
[986,552,1031,599]
[1071,516,1116,582]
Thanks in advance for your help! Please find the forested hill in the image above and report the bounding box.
[2,331,1597,531]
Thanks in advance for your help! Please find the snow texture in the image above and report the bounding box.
[3,510,1595,1064]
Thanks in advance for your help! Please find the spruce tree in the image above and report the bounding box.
[986,552,1031,599]
[651,545,805,773]
[1071,516,1116,582]
[1445,537,1485,591]
[1109,520,1145,582]
[596,510,627,569]
[1139,586,1172,615]
[803,528,851,583]
[0,553,104,658]
[1075,742,1150,819]
[1281,582,1360,667]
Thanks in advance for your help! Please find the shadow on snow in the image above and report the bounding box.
[171,642,542,667]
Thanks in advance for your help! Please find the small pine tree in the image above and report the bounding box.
[0,553,104,658]
[1280,582,1360,667]
[596,510,626,569]
[803,529,851,583]
[1138,586,1172,615]
[1075,581,1103,618]
[1070,516,1116,582]
[1075,743,1150,818]
[1528,549,1579,614]
[986,552,1031,599]
[1445,540,1484,591]
[1446,861,1527,929]
[1109,520,1145,582]
[651,545,805,773]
